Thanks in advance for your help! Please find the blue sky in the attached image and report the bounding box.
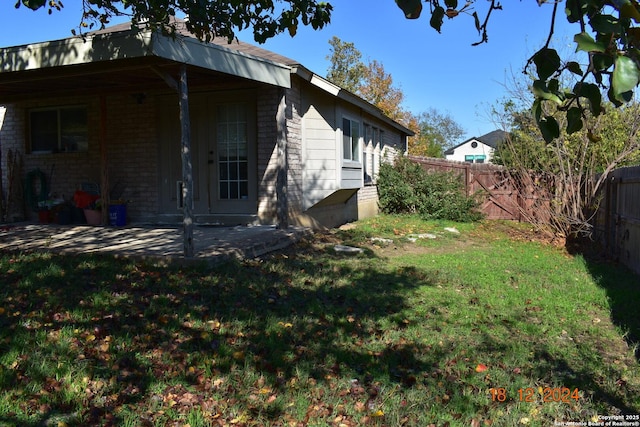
[0,1,575,141]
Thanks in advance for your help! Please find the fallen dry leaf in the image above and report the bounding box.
[475,364,488,373]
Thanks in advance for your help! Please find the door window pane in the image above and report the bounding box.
[218,103,249,200]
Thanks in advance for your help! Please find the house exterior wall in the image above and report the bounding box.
[337,103,365,190]
[296,83,408,228]
[106,94,158,221]
[300,84,338,210]
[286,78,304,220]
[0,95,159,223]
[0,87,303,226]
[1,76,408,229]
[2,97,97,221]
[255,81,304,225]
[256,86,279,224]
[355,185,380,219]
[445,139,494,163]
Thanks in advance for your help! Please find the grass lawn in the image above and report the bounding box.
[0,215,638,426]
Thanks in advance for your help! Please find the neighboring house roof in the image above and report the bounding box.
[0,19,413,136]
[444,129,508,155]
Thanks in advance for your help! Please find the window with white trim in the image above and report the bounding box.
[29,106,88,153]
[342,117,361,162]
[363,124,384,184]
[364,125,373,183]
[374,128,383,180]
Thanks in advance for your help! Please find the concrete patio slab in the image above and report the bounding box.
[0,223,311,263]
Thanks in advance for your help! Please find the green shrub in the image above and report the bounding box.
[377,156,484,222]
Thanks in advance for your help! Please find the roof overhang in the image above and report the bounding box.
[0,28,291,103]
[291,65,415,137]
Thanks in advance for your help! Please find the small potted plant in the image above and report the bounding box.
[73,190,102,225]
[36,200,51,223]
[83,199,103,225]
[36,198,64,223]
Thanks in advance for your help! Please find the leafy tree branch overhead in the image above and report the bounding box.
[397,0,640,142]
[16,0,640,141]
[15,0,333,43]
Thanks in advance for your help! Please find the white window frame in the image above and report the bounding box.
[217,103,249,200]
[374,128,383,181]
[342,117,361,164]
[363,124,373,184]
[363,124,385,185]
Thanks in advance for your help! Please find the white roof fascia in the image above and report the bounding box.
[150,34,291,88]
[0,30,291,88]
[291,65,414,136]
[294,66,340,96]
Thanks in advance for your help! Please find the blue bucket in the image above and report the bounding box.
[108,204,127,226]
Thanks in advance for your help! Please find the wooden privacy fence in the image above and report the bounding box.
[407,156,552,222]
[592,165,640,275]
[408,157,640,275]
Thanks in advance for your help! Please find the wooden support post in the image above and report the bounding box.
[179,65,194,257]
[100,95,109,225]
[152,64,194,257]
[276,88,288,229]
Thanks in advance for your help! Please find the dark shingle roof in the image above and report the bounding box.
[476,129,508,149]
[444,129,508,154]
[90,18,300,67]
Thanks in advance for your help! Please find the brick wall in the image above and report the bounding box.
[0,95,158,222]
[285,78,304,217]
[0,106,18,191]
[0,105,26,221]
[256,79,304,225]
[256,86,279,223]
[1,98,100,220]
[105,94,158,220]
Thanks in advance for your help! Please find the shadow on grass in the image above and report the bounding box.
[587,261,640,360]
[567,237,640,361]
[2,234,639,426]
[570,245,640,361]
[0,245,468,426]
[530,347,639,415]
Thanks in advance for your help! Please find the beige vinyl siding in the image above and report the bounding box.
[301,91,339,210]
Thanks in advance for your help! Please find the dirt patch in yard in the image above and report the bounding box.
[271,220,566,262]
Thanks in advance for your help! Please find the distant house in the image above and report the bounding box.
[0,19,413,229]
[444,130,508,164]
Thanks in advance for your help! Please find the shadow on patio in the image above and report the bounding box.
[0,223,311,262]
